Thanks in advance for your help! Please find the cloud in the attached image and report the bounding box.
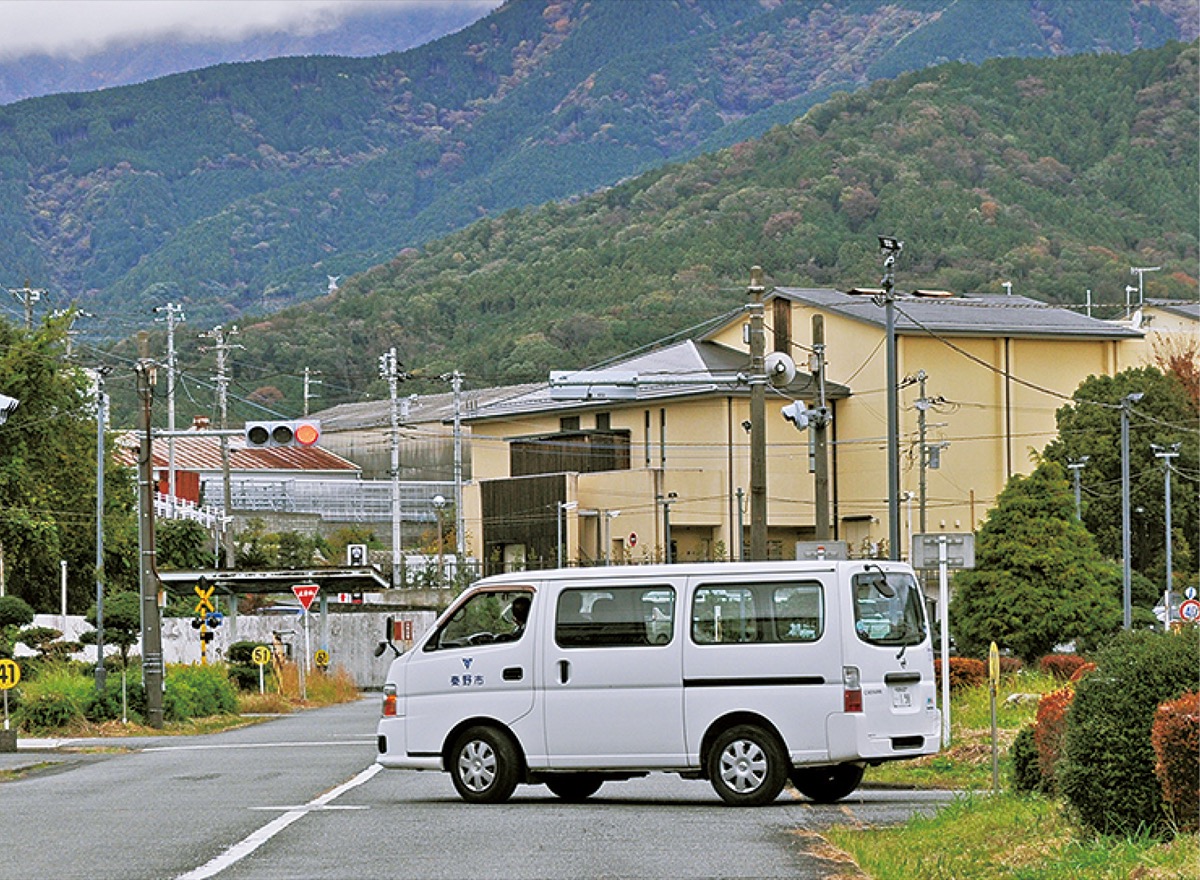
[0,0,486,61]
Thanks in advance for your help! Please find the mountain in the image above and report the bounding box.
[106,40,1197,426]
[0,2,498,106]
[0,0,1192,340]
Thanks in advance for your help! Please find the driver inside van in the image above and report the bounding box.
[503,595,531,640]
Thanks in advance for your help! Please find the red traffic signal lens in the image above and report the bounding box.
[294,422,320,446]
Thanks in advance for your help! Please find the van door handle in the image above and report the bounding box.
[502,666,523,681]
[558,660,570,684]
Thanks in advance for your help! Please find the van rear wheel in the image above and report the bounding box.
[544,773,604,802]
[449,726,520,804]
[789,764,864,803]
[707,725,788,807]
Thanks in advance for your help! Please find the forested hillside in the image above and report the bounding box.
[0,0,1190,337]
[110,41,1197,425]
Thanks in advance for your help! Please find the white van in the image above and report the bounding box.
[376,561,940,806]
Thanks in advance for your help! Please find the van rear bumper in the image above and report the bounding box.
[825,711,942,762]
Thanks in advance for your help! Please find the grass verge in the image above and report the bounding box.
[826,792,1198,879]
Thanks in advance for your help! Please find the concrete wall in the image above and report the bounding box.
[22,610,440,690]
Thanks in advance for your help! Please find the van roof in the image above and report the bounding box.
[473,560,913,588]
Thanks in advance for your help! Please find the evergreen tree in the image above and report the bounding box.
[949,461,1123,663]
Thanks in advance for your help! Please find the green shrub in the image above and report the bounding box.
[1009,725,1043,794]
[1152,691,1198,833]
[16,665,92,733]
[227,641,269,691]
[1058,628,1198,837]
[163,664,238,721]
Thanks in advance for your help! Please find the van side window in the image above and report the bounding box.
[424,589,533,652]
[691,581,824,644]
[555,586,675,648]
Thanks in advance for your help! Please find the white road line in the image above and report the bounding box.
[145,739,372,752]
[175,763,382,880]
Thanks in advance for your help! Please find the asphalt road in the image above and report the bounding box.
[0,699,957,879]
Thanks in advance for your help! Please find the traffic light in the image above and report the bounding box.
[244,420,321,448]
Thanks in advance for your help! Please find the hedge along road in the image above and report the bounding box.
[0,699,957,879]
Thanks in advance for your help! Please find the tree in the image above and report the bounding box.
[84,591,141,670]
[949,461,1124,663]
[0,595,34,658]
[1043,366,1199,589]
[157,519,214,570]
[0,314,139,611]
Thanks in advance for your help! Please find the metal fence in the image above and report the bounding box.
[199,478,456,523]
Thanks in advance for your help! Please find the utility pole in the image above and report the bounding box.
[7,280,45,331]
[135,332,164,729]
[747,266,768,561]
[811,315,830,540]
[915,370,929,536]
[1120,392,1144,629]
[878,236,904,560]
[94,367,111,693]
[1152,443,1180,629]
[201,325,240,568]
[443,370,466,561]
[154,304,185,517]
[380,348,405,587]
[303,367,322,417]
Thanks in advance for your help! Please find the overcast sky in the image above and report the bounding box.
[0,0,501,61]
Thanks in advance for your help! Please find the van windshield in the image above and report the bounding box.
[852,570,926,647]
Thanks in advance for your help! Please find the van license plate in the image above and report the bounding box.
[891,685,912,709]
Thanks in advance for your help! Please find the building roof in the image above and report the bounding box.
[463,339,846,424]
[311,383,544,431]
[115,433,361,475]
[1144,298,1200,322]
[770,288,1145,339]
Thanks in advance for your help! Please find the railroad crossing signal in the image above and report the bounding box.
[194,580,215,615]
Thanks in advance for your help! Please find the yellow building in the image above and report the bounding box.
[456,287,1189,573]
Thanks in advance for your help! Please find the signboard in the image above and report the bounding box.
[1179,598,1200,623]
[0,659,20,690]
[251,646,271,666]
[628,532,638,548]
[391,619,414,642]
[910,533,976,570]
[292,583,320,612]
[314,649,330,667]
[988,642,1000,686]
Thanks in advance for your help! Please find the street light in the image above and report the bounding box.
[432,495,447,587]
[1120,392,1144,629]
[1152,443,1181,629]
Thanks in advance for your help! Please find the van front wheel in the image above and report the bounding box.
[789,763,864,803]
[450,726,520,804]
[707,725,787,806]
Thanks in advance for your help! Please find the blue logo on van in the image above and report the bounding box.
[462,657,473,670]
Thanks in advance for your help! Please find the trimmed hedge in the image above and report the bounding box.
[1058,629,1198,837]
[1010,725,1043,794]
[1152,691,1198,833]
[1039,653,1091,681]
[1032,687,1074,794]
[934,657,987,692]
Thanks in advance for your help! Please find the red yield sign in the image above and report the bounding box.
[292,583,320,613]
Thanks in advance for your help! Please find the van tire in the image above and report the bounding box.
[789,763,864,803]
[449,726,520,804]
[707,725,788,806]
[544,773,605,802]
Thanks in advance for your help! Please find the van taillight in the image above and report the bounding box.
[382,683,397,717]
[843,666,862,713]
